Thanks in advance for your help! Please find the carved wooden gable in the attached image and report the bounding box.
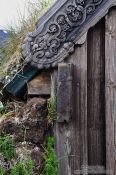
[22,0,116,69]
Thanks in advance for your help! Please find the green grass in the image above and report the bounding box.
[48,94,57,124]
[11,160,34,175]
[0,135,34,174]
[48,76,57,124]
[45,137,59,175]
[0,135,16,160]
[0,167,6,175]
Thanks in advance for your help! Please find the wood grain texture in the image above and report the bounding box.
[23,0,116,69]
[54,41,87,175]
[67,40,88,174]
[87,19,106,168]
[28,71,51,96]
[54,73,73,175]
[54,9,116,175]
[57,63,73,122]
[105,7,116,175]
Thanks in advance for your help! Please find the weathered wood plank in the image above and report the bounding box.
[53,73,72,175]
[54,41,87,175]
[55,123,73,175]
[57,63,73,122]
[28,71,51,96]
[105,8,116,175]
[54,63,73,175]
[87,19,106,169]
[67,40,88,173]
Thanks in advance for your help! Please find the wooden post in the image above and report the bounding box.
[54,63,74,175]
[105,8,116,175]
[57,63,73,123]
[65,41,88,174]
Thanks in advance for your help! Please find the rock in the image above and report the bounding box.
[31,146,43,166]
[0,98,48,144]
[15,142,44,173]
[16,142,43,163]
[0,153,12,173]
[0,98,48,174]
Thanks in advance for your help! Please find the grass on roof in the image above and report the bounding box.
[0,0,55,78]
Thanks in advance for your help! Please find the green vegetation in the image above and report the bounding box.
[0,135,35,174]
[0,167,6,175]
[48,77,57,124]
[0,160,34,175]
[0,1,59,174]
[0,135,16,160]
[45,78,59,174]
[45,137,59,175]
[0,0,55,79]
[0,119,59,174]
[48,94,57,124]
[11,160,34,175]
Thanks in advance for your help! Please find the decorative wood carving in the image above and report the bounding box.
[22,0,116,69]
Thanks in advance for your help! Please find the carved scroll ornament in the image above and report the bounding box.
[22,0,116,69]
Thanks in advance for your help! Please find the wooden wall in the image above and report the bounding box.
[54,7,116,175]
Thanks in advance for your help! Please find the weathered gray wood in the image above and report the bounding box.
[87,19,105,169]
[54,41,87,175]
[28,72,51,96]
[53,7,116,175]
[53,71,73,175]
[55,123,73,175]
[23,0,116,69]
[54,63,73,175]
[57,63,73,122]
[105,8,116,175]
[67,40,88,173]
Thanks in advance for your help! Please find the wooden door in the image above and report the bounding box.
[54,7,116,175]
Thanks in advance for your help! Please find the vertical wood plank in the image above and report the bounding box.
[53,68,73,175]
[57,63,73,123]
[87,19,106,169]
[54,41,87,175]
[105,8,116,175]
[67,41,88,174]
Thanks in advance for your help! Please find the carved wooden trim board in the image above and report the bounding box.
[22,0,116,69]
